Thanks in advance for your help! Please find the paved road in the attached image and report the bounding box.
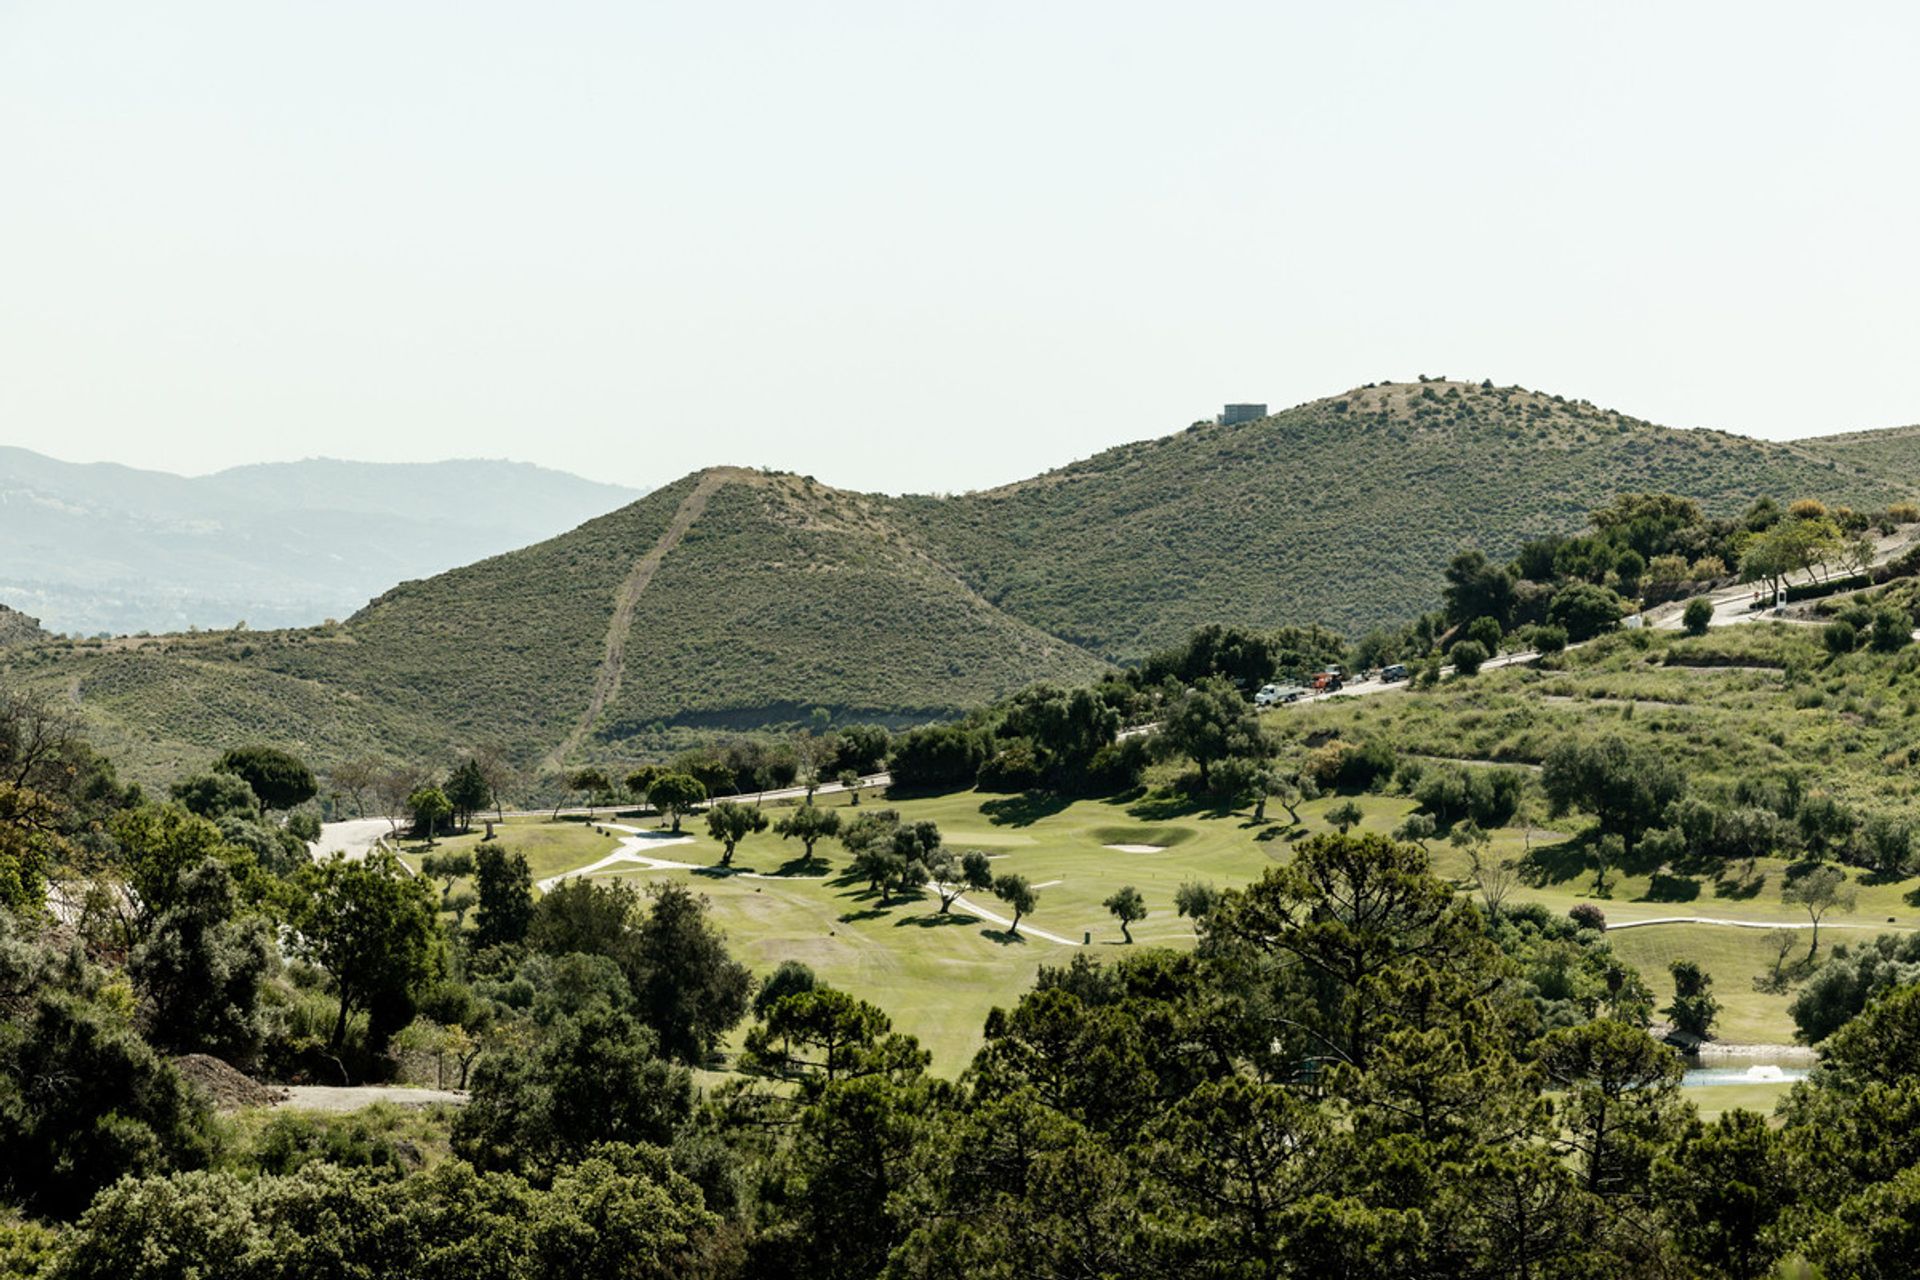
[308,817,394,862]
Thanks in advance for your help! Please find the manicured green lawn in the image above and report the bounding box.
[398,776,1914,1070]
[1604,924,1808,1043]
[1689,1081,1796,1123]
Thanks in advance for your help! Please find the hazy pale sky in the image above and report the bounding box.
[3,2,1916,494]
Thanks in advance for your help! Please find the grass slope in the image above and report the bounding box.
[892,380,1920,659]
[15,380,1920,781]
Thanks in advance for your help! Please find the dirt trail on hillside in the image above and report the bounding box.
[548,470,736,768]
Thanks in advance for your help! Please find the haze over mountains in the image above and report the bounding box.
[10,379,1920,783]
[0,449,643,634]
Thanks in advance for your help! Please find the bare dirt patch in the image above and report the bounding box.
[173,1055,288,1110]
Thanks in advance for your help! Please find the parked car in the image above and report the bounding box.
[1380,663,1408,683]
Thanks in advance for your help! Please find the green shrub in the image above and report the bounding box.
[1450,640,1488,677]
[1682,598,1713,636]
[1871,608,1913,652]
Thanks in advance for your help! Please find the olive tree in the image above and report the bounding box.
[1104,885,1146,943]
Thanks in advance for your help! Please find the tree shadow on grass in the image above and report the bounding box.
[1519,836,1591,888]
[1638,871,1701,903]
[1125,791,1233,823]
[838,905,895,923]
[981,928,1029,946]
[894,912,981,929]
[981,792,1074,827]
[761,856,832,879]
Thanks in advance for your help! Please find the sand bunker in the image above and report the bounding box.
[1104,843,1166,853]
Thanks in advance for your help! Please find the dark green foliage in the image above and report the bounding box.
[1547,582,1627,641]
[1449,638,1488,676]
[704,800,768,867]
[626,882,752,1064]
[1533,622,1568,654]
[1682,597,1714,635]
[827,724,891,775]
[888,723,988,790]
[1153,675,1262,787]
[446,758,492,828]
[1444,550,1515,627]
[57,1148,721,1280]
[1872,605,1913,651]
[129,858,274,1060]
[1651,1110,1791,1280]
[645,772,704,832]
[773,802,840,867]
[753,959,818,1020]
[453,1004,692,1175]
[473,845,534,949]
[169,771,259,821]
[1542,735,1684,855]
[214,745,316,812]
[1827,618,1861,654]
[1465,614,1503,653]
[1791,933,1920,1043]
[1538,1018,1686,1195]
[0,924,211,1219]
[288,849,440,1060]
[1663,959,1719,1039]
[1413,763,1522,829]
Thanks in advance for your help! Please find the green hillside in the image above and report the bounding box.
[1801,420,1920,478]
[10,379,1920,784]
[5,468,1106,782]
[893,380,1919,659]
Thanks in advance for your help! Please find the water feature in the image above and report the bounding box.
[1680,1062,1809,1088]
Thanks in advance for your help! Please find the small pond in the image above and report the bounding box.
[1680,1063,1809,1088]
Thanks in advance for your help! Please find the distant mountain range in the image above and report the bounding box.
[0,450,643,634]
[10,380,1920,784]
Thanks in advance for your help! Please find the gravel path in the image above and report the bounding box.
[276,1085,465,1112]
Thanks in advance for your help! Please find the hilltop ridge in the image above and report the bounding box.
[12,379,1920,780]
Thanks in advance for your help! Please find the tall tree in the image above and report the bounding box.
[992,874,1038,936]
[630,882,752,1063]
[645,773,705,833]
[1541,735,1683,858]
[1538,1019,1686,1196]
[565,768,613,818]
[445,760,491,832]
[705,800,769,868]
[215,745,317,813]
[1104,885,1146,942]
[773,803,841,869]
[1782,864,1856,959]
[408,786,452,847]
[1155,676,1261,788]
[472,845,533,950]
[289,850,440,1060]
